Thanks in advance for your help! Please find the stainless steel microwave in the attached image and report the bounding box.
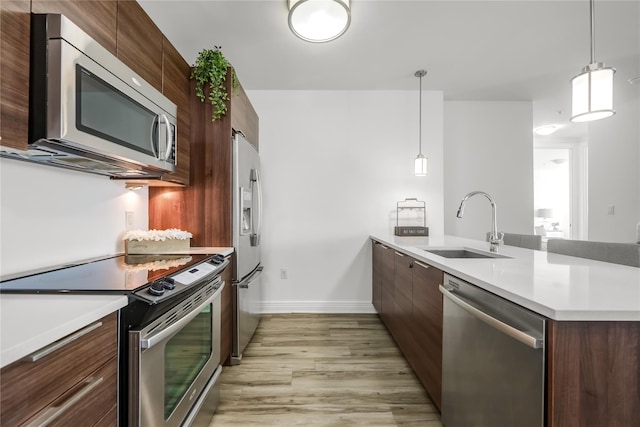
[23,14,177,178]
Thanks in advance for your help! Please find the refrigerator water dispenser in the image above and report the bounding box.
[241,187,252,235]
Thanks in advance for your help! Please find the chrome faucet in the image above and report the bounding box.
[456,191,503,252]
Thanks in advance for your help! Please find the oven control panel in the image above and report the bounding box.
[134,255,228,304]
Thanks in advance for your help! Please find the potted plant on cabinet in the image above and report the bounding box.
[190,46,238,122]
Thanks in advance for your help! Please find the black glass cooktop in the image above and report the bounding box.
[0,253,214,294]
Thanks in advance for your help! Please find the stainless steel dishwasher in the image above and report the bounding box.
[439,273,545,427]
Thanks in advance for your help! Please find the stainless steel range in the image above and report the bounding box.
[0,253,229,427]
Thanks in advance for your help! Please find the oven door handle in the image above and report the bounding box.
[141,283,224,350]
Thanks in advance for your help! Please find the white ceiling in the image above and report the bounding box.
[139,0,640,138]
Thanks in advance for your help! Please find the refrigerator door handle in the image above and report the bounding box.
[250,168,263,247]
[239,266,264,288]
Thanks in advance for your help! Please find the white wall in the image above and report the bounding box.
[247,90,444,313]
[443,101,534,241]
[587,92,640,243]
[0,159,148,276]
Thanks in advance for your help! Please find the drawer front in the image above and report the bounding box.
[0,313,118,426]
[23,356,118,427]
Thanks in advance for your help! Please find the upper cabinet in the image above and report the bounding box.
[159,37,191,186]
[1,0,191,186]
[230,81,259,150]
[31,0,117,55]
[116,0,163,92]
[0,0,30,150]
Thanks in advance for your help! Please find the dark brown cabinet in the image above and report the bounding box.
[546,320,640,427]
[116,0,162,92]
[2,0,191,187]
[410,258,443,410]
[230,82,260,150]
[0,0,30,150]
[371,240,443,410]
[220,254,234,365]
[157,36,191,186]
[31,0,117,55]
[372,240,394,328]
[0,313,118,426]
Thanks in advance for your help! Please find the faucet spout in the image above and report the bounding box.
[456,191,502,252]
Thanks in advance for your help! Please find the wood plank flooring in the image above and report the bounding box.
[210,314,442,426]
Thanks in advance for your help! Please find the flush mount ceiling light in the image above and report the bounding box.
[288,0,351,43]
[533,124,562,136]
[414,70,428,176]
[570,0,616,123]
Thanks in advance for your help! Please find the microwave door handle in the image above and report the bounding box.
[159,113,173,161]
[150,115,159,159]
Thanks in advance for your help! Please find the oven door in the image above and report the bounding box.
[129,281,223,427]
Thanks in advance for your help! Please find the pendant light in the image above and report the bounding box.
[570,0,616,122]
[414,70,428,176]
[288,0,351,43]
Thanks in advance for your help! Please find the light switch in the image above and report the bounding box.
[607,205,615,215]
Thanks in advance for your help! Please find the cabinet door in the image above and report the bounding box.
[116,0,162,91]
[230,75,259,150]
[31,0,117,55]
[0,313,118,426]
[411,259,443,410]
[220,256,234,365]
[378,243,395,329]
[160,36,191,186]
[0,0,30,150]
[371,240,383,312]
[393,251,413,350]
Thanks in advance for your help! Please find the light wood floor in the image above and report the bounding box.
[210,313,443,426]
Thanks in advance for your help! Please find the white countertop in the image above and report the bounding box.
[0,294,127,369]
[371,234,640,321]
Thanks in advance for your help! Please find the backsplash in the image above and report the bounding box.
[0,158,148,276]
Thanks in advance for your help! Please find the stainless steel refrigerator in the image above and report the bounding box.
[231,132,263,364]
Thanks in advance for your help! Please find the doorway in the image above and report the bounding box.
[533,140,587,240]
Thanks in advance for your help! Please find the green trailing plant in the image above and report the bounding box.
[190,47,238,122]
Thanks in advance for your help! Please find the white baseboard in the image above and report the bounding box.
[261,301,377,314]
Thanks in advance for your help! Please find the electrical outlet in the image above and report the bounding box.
[607,205,615,215]
[280,268,288,279]
[125,211,134,229]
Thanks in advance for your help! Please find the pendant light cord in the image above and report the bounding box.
[418,74,422,155]
[590,0,595,64]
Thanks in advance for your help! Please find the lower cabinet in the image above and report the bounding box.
[371,240,443,410]
[220,254,234,365]
[0,312,118,426]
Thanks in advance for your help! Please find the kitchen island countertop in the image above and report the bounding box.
[371,234,640,321]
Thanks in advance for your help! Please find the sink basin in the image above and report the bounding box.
[422,248,511,259]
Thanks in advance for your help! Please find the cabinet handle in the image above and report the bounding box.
[414,260,431,270]
[24,321,102,363]
[380,244,389,250]
[394,251,405,257]
[23,375,104,426]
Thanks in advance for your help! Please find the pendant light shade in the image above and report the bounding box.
[571,63,615,122]
[414,154,427,176]
[414,70,428,176]
[288,0,351,43]
[570,0,615,123]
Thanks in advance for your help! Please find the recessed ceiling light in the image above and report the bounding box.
[533,125,562,136]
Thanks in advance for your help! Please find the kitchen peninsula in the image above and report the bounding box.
[371,234,640,427]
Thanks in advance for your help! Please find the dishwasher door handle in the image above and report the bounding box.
[439,285,543,349]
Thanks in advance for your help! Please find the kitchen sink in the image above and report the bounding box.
[422,248,511,259]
